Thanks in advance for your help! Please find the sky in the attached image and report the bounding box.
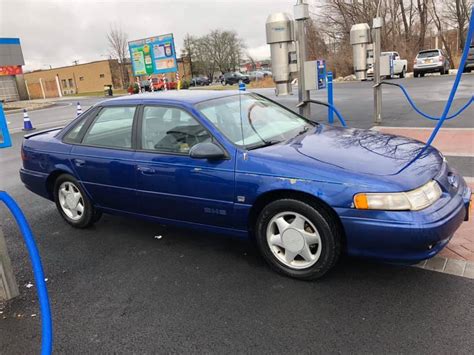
[0,0,297,71]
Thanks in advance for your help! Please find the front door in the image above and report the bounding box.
[70,105,138,213]
[134,105,235,228]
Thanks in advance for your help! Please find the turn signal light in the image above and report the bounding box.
[354,194,369,209]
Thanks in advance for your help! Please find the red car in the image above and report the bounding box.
[151,78,177,91]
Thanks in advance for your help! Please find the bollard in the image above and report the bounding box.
[22,109,35,131]
[327,71,334,125]
[239,81,246,91]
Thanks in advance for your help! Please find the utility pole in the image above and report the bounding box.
[373,16,383,125]
[294,0,311,119]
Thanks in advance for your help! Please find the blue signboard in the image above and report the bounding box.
[128,33,177,76]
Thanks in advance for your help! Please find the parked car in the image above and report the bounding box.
[151,78,177,90]
[367,52,407,78]
[191,76,211,86]
[20,91,470,280]
[221,72,250,85]
[463,41,474,73]
[413,49,450,77]
[140,80,151,92]
[248,70,272,81]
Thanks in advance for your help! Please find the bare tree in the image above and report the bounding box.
[107,24,129,89]
[182,30,245,79]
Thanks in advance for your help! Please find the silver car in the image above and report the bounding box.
[414,49,450,77]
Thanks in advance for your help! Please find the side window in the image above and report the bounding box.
[82,106,136,149]
[64,118,87,143]
[141,106,211,154]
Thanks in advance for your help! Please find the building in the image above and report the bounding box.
[0,38,28,102]
[23,59,125,98]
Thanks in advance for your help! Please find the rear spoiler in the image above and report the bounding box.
[24,127,63,139]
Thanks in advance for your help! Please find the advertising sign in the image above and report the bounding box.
[128,34,177,76]
[0,65,23,76]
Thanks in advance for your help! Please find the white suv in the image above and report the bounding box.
[414,49,450,77]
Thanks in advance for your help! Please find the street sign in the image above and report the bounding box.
[128,33,177,76]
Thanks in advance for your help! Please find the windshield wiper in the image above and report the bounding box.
[247,140,282,150]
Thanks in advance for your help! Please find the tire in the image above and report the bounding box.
[414,71,419,78]
[255,199,341,280]
[53,174,101,228]
[420,73,425,77]
[399,67,406,78]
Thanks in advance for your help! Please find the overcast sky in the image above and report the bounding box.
[0,0,297,71]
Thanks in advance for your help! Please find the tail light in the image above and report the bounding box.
[21,145,27,161]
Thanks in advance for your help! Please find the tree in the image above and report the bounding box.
[182,30,245,80]
[107,24,129,89]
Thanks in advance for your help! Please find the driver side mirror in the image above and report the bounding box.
[189,142,226,160]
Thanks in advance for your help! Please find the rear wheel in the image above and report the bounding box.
[414,71,419,78]
[420,72,425,77]
[255,199,341,280]
[53,174,101,228]
[399,67,406,78]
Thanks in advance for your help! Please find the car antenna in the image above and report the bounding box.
[239,85,246,148]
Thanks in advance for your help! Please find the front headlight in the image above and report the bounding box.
[354,180,442,211]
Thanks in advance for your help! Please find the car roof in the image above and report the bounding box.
[100,90,245,106]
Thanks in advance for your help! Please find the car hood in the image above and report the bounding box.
[245,125,444,191]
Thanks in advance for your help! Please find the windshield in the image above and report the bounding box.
[418,50,440,58]
[196,93,313,150]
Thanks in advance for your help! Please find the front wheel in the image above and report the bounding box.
[255,199,341,280]
[54,174,101,228]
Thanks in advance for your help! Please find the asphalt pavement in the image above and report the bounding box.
[1,74,473,353]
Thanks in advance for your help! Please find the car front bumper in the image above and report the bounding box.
[336,179,471,263]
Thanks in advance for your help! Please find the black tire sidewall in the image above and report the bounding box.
[53,174,95,228]
[255,199,340,280]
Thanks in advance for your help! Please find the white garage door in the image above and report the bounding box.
[0,76,20,102]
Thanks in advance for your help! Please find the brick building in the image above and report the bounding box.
[23,59,125,98]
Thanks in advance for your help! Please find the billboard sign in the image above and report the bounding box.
[0,65,23,76]
[128,34,177,76]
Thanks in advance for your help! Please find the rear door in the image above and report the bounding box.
[134,104,236,227]
[69,105,138,213]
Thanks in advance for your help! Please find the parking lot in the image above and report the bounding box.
[1,74,473,353]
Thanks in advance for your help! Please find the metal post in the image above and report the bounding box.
[294,0,310,119]
[327,71,334,124]
[0,226,19,301]
[373,17,383,124]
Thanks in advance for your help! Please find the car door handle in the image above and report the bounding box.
[137,166,156,175]
[74,159,86,167]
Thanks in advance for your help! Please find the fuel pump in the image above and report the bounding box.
[349,23,371,80]
[265,12,297,96]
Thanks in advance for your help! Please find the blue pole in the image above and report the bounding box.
[0,191,53,355]
[0,103,12,148]
[327,72,334,125]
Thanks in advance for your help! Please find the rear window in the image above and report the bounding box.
[417,50,440,58]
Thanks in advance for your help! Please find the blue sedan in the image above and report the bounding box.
[20,91,470,279]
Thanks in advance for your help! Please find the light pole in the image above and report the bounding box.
[373,1,383,125]
[294,0,311,119]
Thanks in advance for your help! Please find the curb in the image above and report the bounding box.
[4,103,57,114]
[416,256,474,279]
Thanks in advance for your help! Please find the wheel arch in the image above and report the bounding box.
[248,189,346,248]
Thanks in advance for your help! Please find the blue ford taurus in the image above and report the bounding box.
[20,91,470,279]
